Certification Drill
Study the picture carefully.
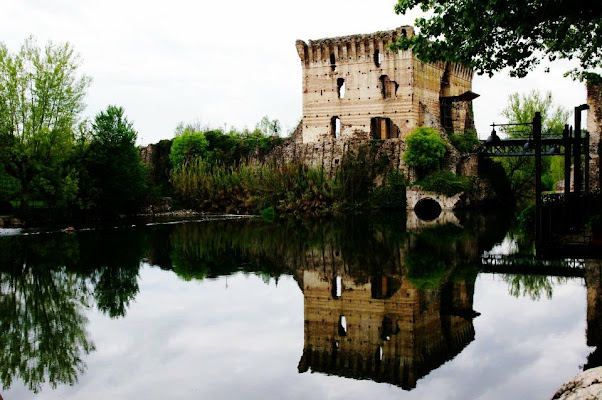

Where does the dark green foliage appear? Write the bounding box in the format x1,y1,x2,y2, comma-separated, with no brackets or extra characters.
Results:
541,174,555,192
449,130,480,154
587,214,602,232
518,205,536,235
403,127,446,174
416,171,471,197
0,167,19,203
368,171,407,209
146,139,174,197
81,106,148,215
405,250,447,289
335,147,374,205
392,0,602,78
261,206,275,222
477,158,514,206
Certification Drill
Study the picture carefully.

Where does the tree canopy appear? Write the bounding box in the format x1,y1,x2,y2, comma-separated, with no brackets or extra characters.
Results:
392,0,602,77
498,90,569,203
403,126,447,173
82,105,147,214
0,37,91,211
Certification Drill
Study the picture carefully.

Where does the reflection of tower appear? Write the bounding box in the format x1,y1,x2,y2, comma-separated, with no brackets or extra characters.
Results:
297,269,478,389
585,259,602,369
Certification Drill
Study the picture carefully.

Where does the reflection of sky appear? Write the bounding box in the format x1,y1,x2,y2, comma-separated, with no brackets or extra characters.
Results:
5,267,590,400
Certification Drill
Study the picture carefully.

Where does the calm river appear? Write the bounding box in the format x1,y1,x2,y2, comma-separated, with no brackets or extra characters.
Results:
0,212,598,399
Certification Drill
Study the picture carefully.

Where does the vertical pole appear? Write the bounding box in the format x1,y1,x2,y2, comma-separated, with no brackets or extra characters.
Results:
575,107,583,195
534,112,542,252
564,124,571,197
585,131,590,193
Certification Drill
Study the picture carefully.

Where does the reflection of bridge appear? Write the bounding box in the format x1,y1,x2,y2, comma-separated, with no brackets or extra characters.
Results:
480,254,585,278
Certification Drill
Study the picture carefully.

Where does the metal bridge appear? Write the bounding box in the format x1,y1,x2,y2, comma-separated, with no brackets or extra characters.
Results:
478,125,587,158
480,254,585,278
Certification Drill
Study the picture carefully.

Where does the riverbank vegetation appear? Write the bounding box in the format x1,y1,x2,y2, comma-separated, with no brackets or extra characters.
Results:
170,144,407,215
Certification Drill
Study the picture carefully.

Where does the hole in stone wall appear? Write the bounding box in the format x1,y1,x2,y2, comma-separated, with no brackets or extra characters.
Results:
330,53,337,72
332,276,342,298
331,116,341,139
374,49,382,67
337,78,346,99
370,117,395,139
414,198,442,221
338,315,347,336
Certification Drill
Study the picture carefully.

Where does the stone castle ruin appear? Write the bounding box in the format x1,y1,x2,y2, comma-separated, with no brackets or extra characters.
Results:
295,26,478,143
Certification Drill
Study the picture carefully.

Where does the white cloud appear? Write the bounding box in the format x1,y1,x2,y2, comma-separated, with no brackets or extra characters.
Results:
1,0,594,145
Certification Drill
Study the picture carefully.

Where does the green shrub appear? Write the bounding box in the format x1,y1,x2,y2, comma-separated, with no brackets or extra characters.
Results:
261,206,275,222
417,170,470,196
403,127,446,173
369,171,407,209
450,130,480,154
518,205,536,234
170,130,209,168
541,174,555,192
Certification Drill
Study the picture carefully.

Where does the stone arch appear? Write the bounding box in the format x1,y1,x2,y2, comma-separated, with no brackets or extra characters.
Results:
414,198,442,221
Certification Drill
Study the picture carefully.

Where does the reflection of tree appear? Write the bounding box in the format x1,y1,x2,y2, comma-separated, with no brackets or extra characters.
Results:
0,229,146,393
0,267,94,393
502,274,570,301
405,223,476,290
91,265,139,318
76,229,144,318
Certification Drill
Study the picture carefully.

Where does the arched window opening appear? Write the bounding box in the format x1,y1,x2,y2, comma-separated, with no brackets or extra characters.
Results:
331,116,341,139
374,50,382,67
338,315,347,336
337,78,346,99
371,117,397,139
331,276,342,298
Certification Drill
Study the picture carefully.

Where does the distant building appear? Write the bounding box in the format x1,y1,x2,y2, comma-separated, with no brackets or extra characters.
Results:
295,26,478,143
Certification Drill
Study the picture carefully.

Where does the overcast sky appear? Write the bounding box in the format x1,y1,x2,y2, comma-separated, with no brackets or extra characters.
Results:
1,0,592,145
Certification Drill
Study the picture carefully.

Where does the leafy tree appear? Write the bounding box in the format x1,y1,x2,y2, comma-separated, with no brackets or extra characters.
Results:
82,105,147,214
255,115,281,137
392,0,602,77
403,126,447,174
497,90,569,204
169,129,209,168
502,90,570,136
0,37,91,212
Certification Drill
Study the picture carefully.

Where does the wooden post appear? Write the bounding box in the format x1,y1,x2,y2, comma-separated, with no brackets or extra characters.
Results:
585,131,590,193
575,106,583,195
564,124,571,197
534,112,542,251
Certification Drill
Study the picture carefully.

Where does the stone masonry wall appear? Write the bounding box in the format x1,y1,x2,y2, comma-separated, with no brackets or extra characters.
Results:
296,26,475,144
587,81,602,189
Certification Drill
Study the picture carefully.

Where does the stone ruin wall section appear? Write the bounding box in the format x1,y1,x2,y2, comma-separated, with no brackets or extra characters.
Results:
296,26,475,144
587,81,602,189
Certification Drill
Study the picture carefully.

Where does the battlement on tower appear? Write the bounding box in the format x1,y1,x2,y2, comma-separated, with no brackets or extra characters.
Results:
295,26,477,144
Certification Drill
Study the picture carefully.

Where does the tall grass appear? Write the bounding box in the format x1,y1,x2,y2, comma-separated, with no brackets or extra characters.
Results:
171,146,407,215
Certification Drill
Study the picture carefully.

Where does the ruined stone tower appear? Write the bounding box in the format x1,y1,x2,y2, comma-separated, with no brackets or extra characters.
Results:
295,26,478,144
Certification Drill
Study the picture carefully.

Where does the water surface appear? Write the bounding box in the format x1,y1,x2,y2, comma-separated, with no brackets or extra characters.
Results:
0,214,596,399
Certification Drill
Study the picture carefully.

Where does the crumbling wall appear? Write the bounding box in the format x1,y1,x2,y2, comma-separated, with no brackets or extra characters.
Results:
296,26,475,144
264,136,409,178
587,81,602,189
